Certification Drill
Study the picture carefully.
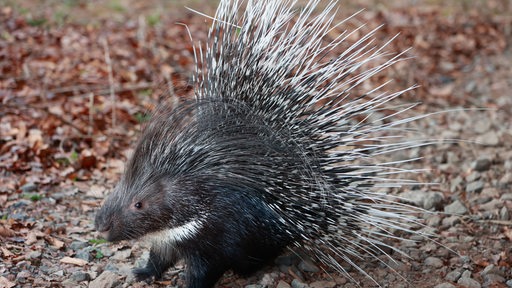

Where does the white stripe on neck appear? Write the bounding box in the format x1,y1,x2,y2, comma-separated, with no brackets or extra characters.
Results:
148,219,202,245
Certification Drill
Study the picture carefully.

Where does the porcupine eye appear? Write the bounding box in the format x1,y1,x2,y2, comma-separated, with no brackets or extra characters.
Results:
134,202,142,209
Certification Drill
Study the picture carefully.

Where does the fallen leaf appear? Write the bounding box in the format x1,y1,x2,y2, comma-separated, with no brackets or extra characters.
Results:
60,256,88,266
0,276,16,288
1,247,14,258
0,225,15,238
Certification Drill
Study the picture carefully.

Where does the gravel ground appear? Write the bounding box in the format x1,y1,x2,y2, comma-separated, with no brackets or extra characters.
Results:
1,1,511,288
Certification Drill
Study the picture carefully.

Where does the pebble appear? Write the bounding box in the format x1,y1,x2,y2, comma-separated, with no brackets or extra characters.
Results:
309,280,336,288
425,257,444,268
20,182,38,193
399,190,426,207
298,260,319,273
482,273,505,284
500,207,510,220
260,272,280,287
473,119,492,134
475,131,499,146
75,248,92,262
442,216,461,227
444,200,468,215
88,271,120,288
70,271,91,282
291,279,309,288
457,270,481,288
433,283,456,288
276,281,291,288
479,199,504,211
423,192,444,210
111,249,131,261
445,269,462,282
466,181,485,193
69,241,89,251
27,251,42,259
499,173,512,185
466,171,481,182
481,264,506,277
450,176,464,193
471,158,492,172
426,215,442,227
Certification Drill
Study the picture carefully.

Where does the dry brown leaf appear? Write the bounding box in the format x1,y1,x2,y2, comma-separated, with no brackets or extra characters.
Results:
0,276,16,288
0,225,15,238
47,237,65,249
60,256,88,266
1,247,14,258
25,231,38,245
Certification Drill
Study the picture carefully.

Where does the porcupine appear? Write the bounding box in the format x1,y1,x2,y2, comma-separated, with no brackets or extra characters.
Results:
95,0,431,287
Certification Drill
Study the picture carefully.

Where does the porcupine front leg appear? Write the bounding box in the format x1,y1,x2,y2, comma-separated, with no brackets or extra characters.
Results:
185,255,228,288
133,243,178,282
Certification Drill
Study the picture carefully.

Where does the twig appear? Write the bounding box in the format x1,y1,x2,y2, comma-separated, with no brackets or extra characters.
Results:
88,92,94,136
101,37,116,128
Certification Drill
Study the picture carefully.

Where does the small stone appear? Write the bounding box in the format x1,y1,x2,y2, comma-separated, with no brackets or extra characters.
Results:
500,207,510,220
500,173,512,185
480,264,505,277
310,280,336,288
478,199,503,212
444,200,468,215
298,260,319,273
472,158,492,172
445,269,462,282
424,192,444,210
20,183,37,193
260,272,280,287
75,248,92,262
399,190,427,207
276,280,292,288
442,216,461,227
475,131,499,146
27,251,42,259
425,257,444,268
290,279,309,288
111,249,131,261
70,271,91,282
433,283,456,288
482,273,505,284
473,119,492,134
88,271,120,288
426,215,442,227
466,172,481,182
501,193,512,201
69,241,89,251
450,176,464,193
466,181,485,193
457,270,481,288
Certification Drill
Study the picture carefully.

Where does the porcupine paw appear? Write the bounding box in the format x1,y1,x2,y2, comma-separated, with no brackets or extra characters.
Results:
132,267,160,282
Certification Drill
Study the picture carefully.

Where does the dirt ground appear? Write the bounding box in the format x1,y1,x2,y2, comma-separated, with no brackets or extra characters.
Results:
1,0,511,287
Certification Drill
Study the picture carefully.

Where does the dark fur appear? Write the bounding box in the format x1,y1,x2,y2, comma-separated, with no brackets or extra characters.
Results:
95,101,302,287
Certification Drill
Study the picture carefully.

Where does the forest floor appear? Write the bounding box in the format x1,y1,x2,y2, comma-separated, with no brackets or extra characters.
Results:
1,0,512,287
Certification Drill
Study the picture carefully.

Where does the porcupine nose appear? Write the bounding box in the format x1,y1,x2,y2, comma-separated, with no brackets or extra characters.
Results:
94,211,111,234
